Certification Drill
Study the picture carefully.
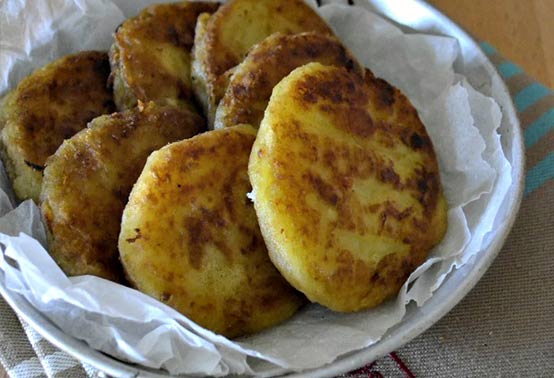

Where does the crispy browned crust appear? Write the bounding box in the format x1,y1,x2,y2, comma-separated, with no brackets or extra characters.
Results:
0,51,115,202
41,102,204,282
192,0,334,128
119,125,305,337
215,32,364,129
110,1,219,111
249,64,448,312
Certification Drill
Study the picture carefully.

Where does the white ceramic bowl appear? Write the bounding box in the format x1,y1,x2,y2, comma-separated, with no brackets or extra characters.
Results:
0,0,524,377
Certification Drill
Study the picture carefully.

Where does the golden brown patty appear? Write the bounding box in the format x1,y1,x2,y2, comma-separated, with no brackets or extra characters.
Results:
110,1,219,111
0,51,115,203
41,102,203,282
119,125,304,338
249,63,448,312
214,32,364,129
191,0,333,128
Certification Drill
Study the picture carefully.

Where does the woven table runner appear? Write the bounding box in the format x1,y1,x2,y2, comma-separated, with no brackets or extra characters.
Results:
0,43,552,378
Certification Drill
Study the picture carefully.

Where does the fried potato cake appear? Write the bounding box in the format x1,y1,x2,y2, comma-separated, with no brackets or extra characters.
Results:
110,1,219,111
192,0,334,128
249,63,448,312
0,51,115,203
214,32,364,129
119,125,304,338
41,102,203,282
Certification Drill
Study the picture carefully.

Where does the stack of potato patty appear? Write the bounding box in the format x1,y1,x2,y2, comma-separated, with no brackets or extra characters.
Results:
0,0,447,338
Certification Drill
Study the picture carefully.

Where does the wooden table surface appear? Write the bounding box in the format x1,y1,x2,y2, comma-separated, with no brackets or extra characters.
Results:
429,0,554,88
0,2,552,378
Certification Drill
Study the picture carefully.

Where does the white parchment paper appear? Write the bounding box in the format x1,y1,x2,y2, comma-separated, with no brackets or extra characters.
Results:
0,0,512,376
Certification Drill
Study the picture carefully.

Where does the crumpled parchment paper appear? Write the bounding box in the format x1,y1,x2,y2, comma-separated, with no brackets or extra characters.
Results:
0,0,512,376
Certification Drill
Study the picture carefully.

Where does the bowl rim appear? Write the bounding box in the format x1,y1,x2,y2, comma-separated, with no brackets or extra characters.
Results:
0,0,525,377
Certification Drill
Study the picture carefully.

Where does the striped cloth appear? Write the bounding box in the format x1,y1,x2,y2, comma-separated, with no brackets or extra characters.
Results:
0,44,552,378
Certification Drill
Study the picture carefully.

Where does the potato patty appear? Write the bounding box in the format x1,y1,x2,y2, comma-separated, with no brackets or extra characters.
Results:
41,102,203,282
249,63,448,312
110,1,219,111
0,51,115,203
119,125,304,338
214,32,364,129
192,0,333,128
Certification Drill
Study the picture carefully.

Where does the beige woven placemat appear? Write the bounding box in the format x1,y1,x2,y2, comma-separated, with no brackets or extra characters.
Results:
0,43,552,378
